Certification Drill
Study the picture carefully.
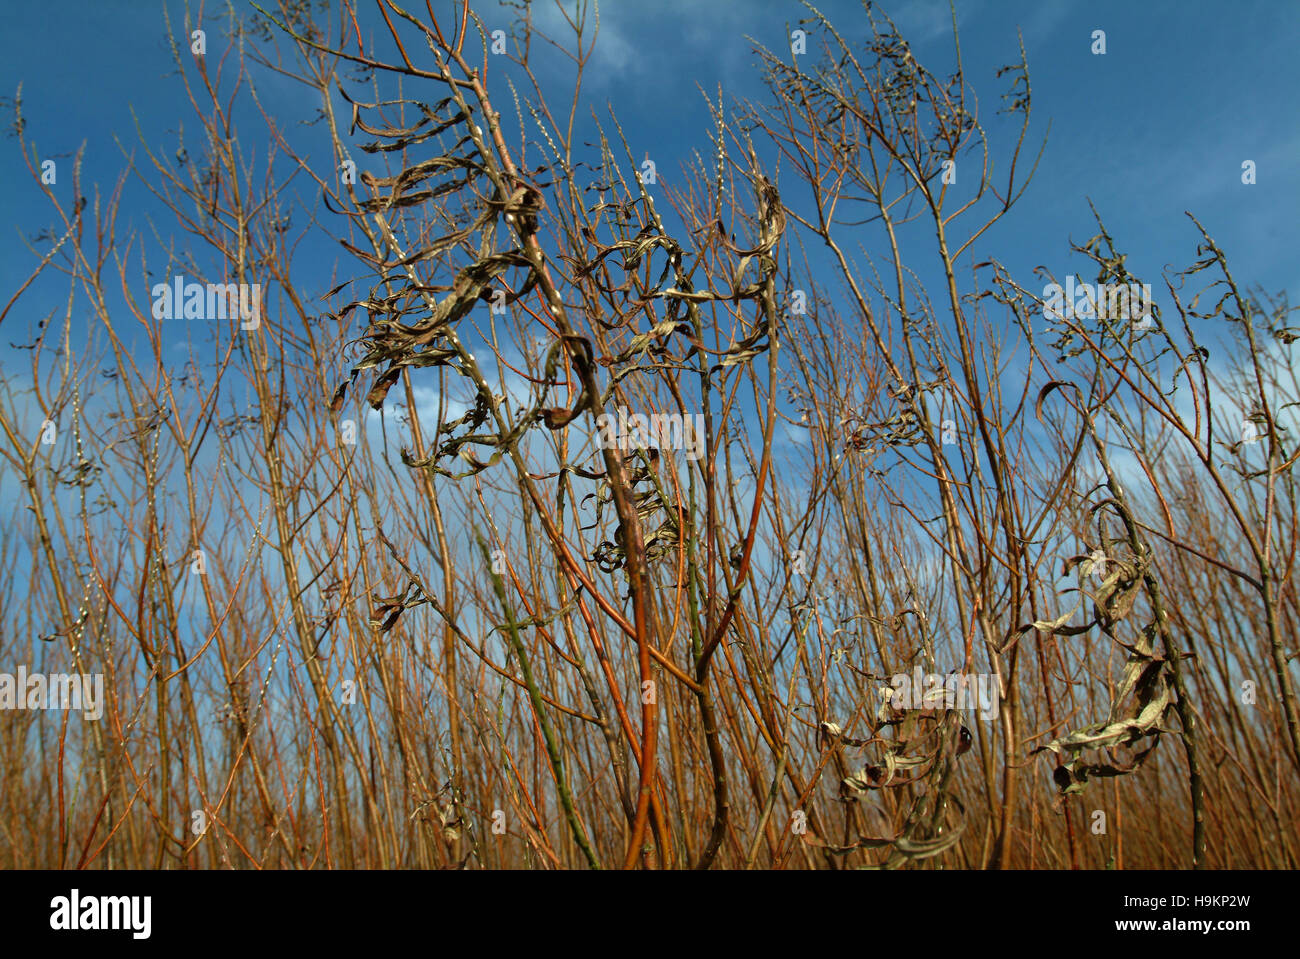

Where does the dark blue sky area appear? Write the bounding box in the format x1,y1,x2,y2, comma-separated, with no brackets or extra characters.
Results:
1,0,1296,369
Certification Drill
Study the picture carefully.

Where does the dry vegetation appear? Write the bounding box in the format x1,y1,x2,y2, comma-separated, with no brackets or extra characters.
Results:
1,0,1297,869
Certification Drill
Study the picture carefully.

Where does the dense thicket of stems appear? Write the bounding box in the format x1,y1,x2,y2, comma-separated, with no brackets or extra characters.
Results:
1,0,1295,869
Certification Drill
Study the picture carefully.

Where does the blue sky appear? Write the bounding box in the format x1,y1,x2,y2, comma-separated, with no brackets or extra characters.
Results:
0,0,1293,794
2,0,1297,326
1,0,1296,614
0,0,1293,509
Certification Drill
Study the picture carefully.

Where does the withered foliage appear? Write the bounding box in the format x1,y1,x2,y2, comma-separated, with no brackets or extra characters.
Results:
1,0,1295,871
